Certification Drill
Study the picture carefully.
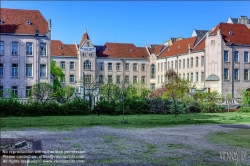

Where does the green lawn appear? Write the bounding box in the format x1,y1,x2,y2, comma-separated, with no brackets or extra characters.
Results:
0,112,249,130
207,129,250,149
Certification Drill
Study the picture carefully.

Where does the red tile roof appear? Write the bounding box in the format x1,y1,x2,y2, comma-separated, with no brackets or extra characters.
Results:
211,23,250,45
79,32,90,47
97,42,148,59
153,45,164,55
192,37,205,52
158,37,197,58
137,47,150,57
0,8,48,35
51,40,78,56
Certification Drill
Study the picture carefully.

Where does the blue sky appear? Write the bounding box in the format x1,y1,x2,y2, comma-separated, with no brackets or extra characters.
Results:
2,1,250,47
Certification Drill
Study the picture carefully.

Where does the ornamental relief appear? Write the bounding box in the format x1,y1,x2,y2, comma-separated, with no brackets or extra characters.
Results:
245,64,249,68
26,57,33,63
234,64,239,68
11,57,18,62
0,56,4,62
40,58,47,63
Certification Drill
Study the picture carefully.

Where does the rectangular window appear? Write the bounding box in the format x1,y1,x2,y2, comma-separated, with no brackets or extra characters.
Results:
187,73,189,80
175,60,177,69
26,42,33,55
201,56,204,66
60,76,65,83
158,63,160,71
40,43,46,56
0,86,3,97
244,69,249,80
224,51,229,62
125,63,129,71
191,72,193,82
26,64,32,77
99,62,104,70
183,59,185,68
234,51,239,62
201,72,205,81
108,63,112,71
108,75,112,83
26,86,32,98
125,76,129,83
116,75,120,84
224,69,229,80
60,61,65,69
161,63,163,71
70,75,75,83
40,64,46,77
196,72,198,82
133,76,137,84
150,83,155,91
179,60,181,69
0,41,4,55
141,64,146,71
116,63,121,71
12,42,18,55
0,63,3,77
141,76,146,84
187,59,189,68
133,63,138,71
244,52,249,63
171,61,173,69
158,76,160,84
196,57,198,67
11,86,18,98
85,75,91,83
70,62,75,70
12,64,18,77
164,62,166,71
168,61,170,69
99,75,103,84
191,58,193,67
234,69,239,80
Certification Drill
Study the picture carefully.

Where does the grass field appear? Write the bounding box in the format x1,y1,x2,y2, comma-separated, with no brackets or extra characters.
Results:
1,112,249,130
207,129,250,149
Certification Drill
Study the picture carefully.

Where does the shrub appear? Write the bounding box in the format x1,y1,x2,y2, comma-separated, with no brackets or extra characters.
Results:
237,107,250,113
145,98,171,114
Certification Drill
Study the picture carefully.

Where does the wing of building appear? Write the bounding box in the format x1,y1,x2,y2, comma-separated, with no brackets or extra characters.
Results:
0,8,52,98
1,7,250,101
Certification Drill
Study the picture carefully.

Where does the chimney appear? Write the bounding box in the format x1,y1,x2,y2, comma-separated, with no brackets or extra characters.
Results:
48,19,52,31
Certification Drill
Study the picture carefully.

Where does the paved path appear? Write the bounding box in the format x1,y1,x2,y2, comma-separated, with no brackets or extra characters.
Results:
1,124,250,166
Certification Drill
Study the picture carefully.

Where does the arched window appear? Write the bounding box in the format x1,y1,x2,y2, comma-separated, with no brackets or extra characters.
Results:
150,64,155,79
84,60,91,70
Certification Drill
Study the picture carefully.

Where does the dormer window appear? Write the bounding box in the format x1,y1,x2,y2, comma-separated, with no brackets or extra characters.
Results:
105,48,109,51
26,20,31,25
229,31,233,35
58,46,62,49
130,49,133,52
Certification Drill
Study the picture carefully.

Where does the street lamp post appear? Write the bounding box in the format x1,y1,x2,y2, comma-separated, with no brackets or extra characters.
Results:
121,58,125,123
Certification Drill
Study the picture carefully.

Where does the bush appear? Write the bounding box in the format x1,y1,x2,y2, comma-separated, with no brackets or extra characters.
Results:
0,98,89,117
145,98,172,114
237,107,250,113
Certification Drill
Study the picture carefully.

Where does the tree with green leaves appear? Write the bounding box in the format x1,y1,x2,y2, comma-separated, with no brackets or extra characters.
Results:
100,83,120,102
63,85,76,102
242,90,250,107
32,82,53,103
225,94,233,113
163,70,190,118
125,82,150,99
50,61,65,100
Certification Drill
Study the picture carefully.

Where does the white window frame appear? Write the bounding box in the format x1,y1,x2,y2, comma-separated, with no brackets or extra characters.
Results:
84,60,92,70
70,62,75,70
244,52,249,63
133,63,138,71
224,51,229,62
234,51,239,62
11,64,18,77
0,41,4,55
12,42,18,56
99,62,104,70
224,68,229,80
26,42,33,56
244,69,249,80
40,64,46,77
108,63,112,71
40,43,47,56
60,61,65,70
116,63,121,71
234,69,239,80
26,64,32,77
0,63,3,77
